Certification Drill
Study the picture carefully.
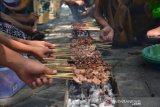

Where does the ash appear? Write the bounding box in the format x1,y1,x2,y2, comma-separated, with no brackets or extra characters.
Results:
67,81,115,107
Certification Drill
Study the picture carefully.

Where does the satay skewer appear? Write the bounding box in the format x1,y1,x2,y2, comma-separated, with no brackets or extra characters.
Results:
52,43,70,47
43,58,73,63
44,73,73,80
44,64,75,71
44,62,69,66
53,53,75,57
44,59,68,64
44,58,68,62
52,42,112,48
76,27,100,31
53,48,70,53
45,73,73,78
96,44,112,48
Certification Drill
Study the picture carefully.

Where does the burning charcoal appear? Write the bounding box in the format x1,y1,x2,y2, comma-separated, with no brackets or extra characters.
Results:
99,102,114,107
90,89,103,104
67,82,115,107
103,96,116,106
90,104,98,107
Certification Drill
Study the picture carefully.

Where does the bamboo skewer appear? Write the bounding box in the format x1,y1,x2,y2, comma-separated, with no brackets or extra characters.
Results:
45,64,75,71
53,42,112,47
44,58,68,62
53,45,104,53
43,58,72,63
96,44,112,48
44,62,69,66
53,43,70,47
44,73,73,80
44,59,68,64
72,27,100,31
54,53,74,57
79,27,100,31
53,48,70,53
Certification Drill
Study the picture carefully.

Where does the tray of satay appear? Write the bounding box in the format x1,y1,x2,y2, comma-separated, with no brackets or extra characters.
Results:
43,38,116,107
44,38,112,83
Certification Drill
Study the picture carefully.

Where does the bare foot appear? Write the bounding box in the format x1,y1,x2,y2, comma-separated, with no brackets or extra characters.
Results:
147,26,160,38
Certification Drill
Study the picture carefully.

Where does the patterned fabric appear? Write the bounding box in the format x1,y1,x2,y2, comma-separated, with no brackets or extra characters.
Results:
0,22,30,39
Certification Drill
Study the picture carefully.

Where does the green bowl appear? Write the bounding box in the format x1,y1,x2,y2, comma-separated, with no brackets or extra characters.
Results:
142,44,160,64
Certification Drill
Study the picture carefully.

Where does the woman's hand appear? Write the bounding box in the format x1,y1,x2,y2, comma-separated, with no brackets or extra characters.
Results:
100,25,114,42
30,46,54,62
27,12,39,23
28,41,54,49
15,58,57,88
0,44,57,89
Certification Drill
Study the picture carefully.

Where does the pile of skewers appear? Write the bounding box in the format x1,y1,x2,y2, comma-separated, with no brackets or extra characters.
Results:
71,19,100,39
71,20,100,31
44,38,112,85
69,38,111,85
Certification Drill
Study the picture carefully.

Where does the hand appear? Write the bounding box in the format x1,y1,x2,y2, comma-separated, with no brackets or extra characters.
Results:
28,41,54,49
100,25,114,42
81,4,95,16
0,44,57,89
31,46,54,62
75,0,85,6
81,7,92,16
16,58,57,88
27,12,39,23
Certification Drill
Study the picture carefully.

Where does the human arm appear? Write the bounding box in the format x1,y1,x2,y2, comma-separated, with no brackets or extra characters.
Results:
94,0,109,27
94,0,114,42
81,3,95,16
0,43,56,88
8,12,39,24
12,37,54,49
0,12,36,34
0,32,54,61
